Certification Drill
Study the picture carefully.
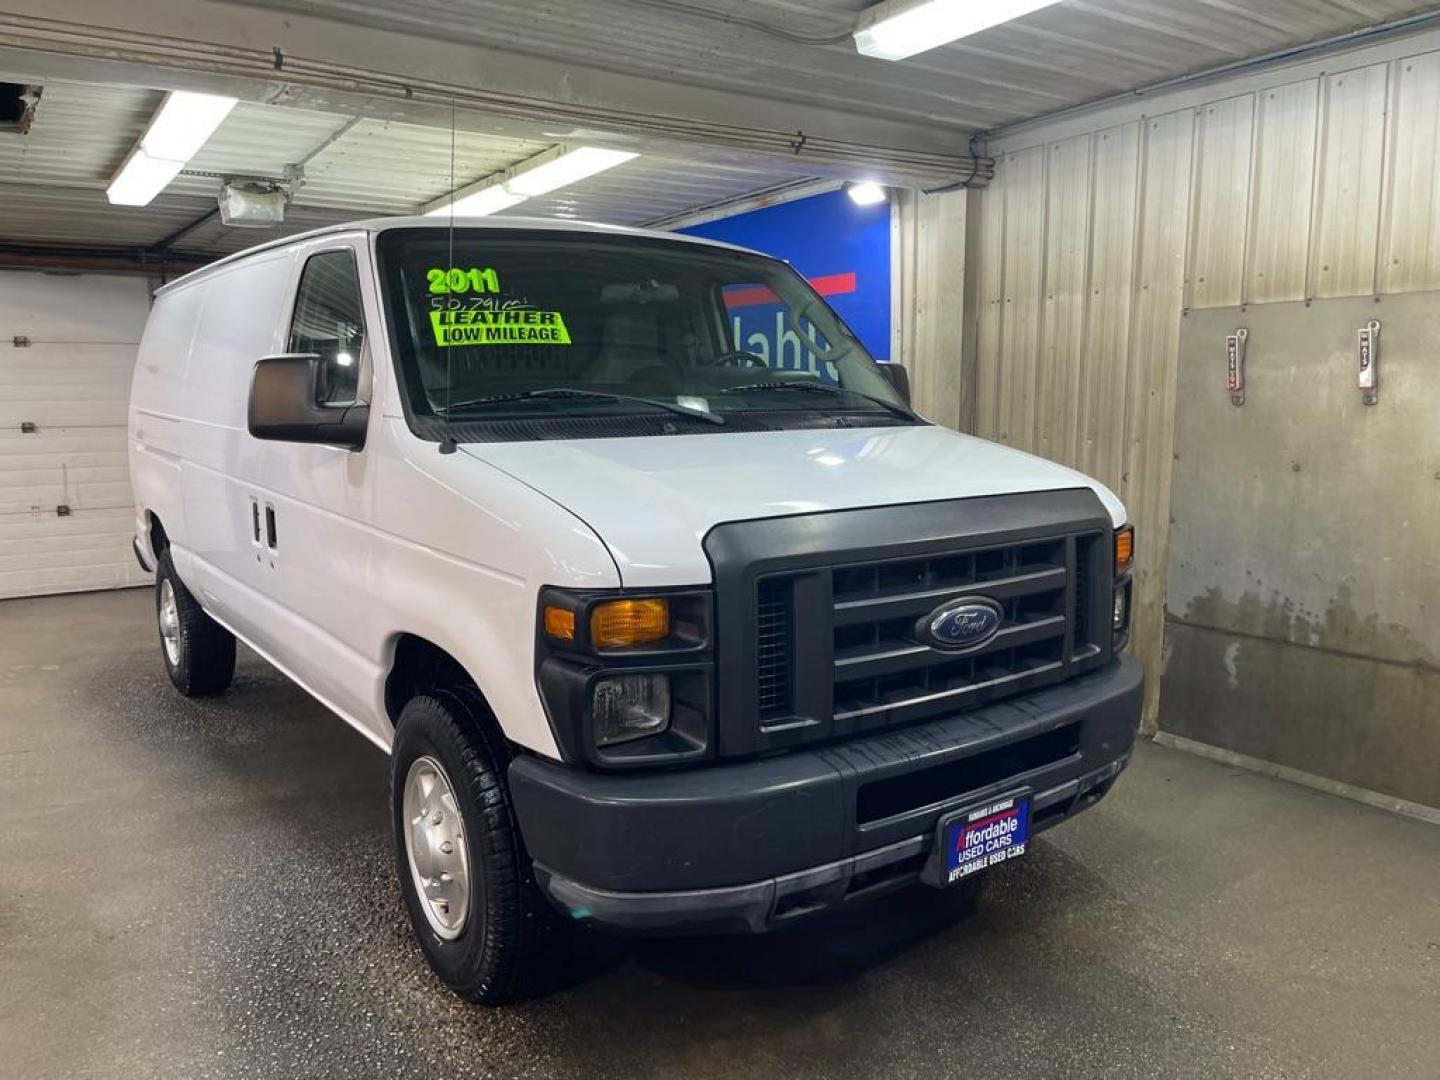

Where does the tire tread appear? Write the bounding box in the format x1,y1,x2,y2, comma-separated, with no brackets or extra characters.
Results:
392,689,570,1004
156,550,236,696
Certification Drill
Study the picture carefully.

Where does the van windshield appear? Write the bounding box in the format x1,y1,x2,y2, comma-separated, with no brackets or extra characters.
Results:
375,228,916,438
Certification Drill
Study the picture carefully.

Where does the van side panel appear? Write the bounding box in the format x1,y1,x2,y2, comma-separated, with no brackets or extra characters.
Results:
131,231,621,758
179,252,294,642
130,281,204,565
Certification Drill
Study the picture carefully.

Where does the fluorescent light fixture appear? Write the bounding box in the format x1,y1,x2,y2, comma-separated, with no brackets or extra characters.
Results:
425,185,529,218
107,89,237,207
423,144,638,217
854,0,1062,61
142,91,238,161
507,147,638,197
105,147,186,207
846,181,888,206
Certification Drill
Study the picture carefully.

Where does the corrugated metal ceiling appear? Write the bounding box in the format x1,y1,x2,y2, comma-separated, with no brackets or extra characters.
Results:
0,79,151,189
0,78,811,256
239,0,1440,133
4,2,1438,257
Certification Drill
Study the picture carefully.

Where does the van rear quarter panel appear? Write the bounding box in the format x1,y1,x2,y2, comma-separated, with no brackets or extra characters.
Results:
130,281,204,558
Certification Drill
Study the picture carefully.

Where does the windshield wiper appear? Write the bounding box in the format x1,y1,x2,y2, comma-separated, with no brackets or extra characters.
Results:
440,387,724,426
719,380,920,423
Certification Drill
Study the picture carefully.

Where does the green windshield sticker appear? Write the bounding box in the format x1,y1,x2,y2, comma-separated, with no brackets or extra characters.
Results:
427,267,501,294
430,308,572,347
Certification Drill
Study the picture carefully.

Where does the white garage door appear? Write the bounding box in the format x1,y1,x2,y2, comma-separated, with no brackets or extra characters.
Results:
0,271,154,599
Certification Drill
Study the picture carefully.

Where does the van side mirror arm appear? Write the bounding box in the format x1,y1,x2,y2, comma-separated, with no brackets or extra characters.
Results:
248,353,369,449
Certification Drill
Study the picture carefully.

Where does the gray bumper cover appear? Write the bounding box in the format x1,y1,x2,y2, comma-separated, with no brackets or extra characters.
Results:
511,655,1143,933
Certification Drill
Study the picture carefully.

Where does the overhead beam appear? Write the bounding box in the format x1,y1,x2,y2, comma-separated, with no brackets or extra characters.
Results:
0,0,984,187
643,178,842,231
0,241,209,276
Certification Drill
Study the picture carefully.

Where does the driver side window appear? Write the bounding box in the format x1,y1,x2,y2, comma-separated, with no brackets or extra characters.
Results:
289,250,367,407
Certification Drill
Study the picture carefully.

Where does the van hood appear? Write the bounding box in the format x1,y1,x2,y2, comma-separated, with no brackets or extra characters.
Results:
461,424,1126,587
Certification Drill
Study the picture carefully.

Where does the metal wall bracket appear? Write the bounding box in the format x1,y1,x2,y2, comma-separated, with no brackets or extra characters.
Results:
1357,320,1380,406
1226,328,1248,406
20,421,37,434
12,335,31,348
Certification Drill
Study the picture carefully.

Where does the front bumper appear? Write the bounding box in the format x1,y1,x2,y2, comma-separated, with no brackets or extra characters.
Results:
510,654,1143,934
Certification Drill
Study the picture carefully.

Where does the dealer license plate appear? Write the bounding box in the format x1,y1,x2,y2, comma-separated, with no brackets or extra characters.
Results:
940,793,1031,884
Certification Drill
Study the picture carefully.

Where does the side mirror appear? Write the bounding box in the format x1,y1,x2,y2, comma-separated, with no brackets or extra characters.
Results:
248,353,369,449
877,362,912,408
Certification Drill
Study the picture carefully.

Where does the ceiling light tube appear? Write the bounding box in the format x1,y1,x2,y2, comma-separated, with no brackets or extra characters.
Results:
506,147,639,197
425,184,529,218
106,147,187,207
142,91,239,161
854,0,1063,61
106,89,237,207
422,144,639,217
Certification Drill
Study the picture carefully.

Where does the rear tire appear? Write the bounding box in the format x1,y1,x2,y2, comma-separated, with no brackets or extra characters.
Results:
390,689,571,1004
155,550,235,696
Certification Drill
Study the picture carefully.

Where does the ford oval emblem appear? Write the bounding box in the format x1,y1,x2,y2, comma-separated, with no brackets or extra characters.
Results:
921,597,1003,651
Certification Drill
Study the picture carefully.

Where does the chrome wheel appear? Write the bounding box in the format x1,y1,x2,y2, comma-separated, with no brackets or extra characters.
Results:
402,755,471,940
158,579,181,667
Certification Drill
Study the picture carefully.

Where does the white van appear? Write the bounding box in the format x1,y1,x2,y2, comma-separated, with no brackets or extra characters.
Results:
130,217,1142,1002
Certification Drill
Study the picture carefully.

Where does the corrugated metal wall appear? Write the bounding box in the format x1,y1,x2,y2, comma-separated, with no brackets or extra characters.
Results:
968,38,1440,728
895,188,969,429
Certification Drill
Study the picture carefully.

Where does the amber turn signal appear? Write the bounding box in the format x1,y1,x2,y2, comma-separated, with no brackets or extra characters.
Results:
590,598,670,649
543,605,576,641
1115,525,1134,573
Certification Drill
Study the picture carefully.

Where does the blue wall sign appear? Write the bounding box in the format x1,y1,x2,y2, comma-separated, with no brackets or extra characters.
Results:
679,188,892,364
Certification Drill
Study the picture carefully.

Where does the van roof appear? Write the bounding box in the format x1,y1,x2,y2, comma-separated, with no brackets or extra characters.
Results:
155,215,764,296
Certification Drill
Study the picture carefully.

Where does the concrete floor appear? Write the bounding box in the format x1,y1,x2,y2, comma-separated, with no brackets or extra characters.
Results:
1,589,1437,1080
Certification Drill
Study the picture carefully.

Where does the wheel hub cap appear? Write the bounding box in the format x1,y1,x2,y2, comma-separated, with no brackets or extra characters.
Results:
158,580,180,666
402,756,471,939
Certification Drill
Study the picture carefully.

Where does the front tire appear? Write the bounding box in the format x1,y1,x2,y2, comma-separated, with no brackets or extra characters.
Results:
390,690,570,1004
155,550,235,696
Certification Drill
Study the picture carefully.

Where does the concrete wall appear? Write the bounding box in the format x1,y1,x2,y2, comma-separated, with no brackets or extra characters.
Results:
971,27,1440,772
1164,295,1440,809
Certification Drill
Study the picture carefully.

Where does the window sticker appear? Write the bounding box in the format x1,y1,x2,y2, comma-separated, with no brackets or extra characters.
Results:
423,266,573,347
427,266,501,294
429,308,571,347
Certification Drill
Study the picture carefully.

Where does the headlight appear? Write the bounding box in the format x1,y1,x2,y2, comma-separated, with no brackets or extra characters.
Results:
593,673,672,746
1112,575,1133,651
535,587,713,768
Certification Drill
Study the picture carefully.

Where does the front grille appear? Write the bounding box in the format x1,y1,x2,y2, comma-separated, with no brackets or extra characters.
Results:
1074,533,1097,649
755,577,794,718
706,490,1115,757
749,526,1110,742
831,537,1077,734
